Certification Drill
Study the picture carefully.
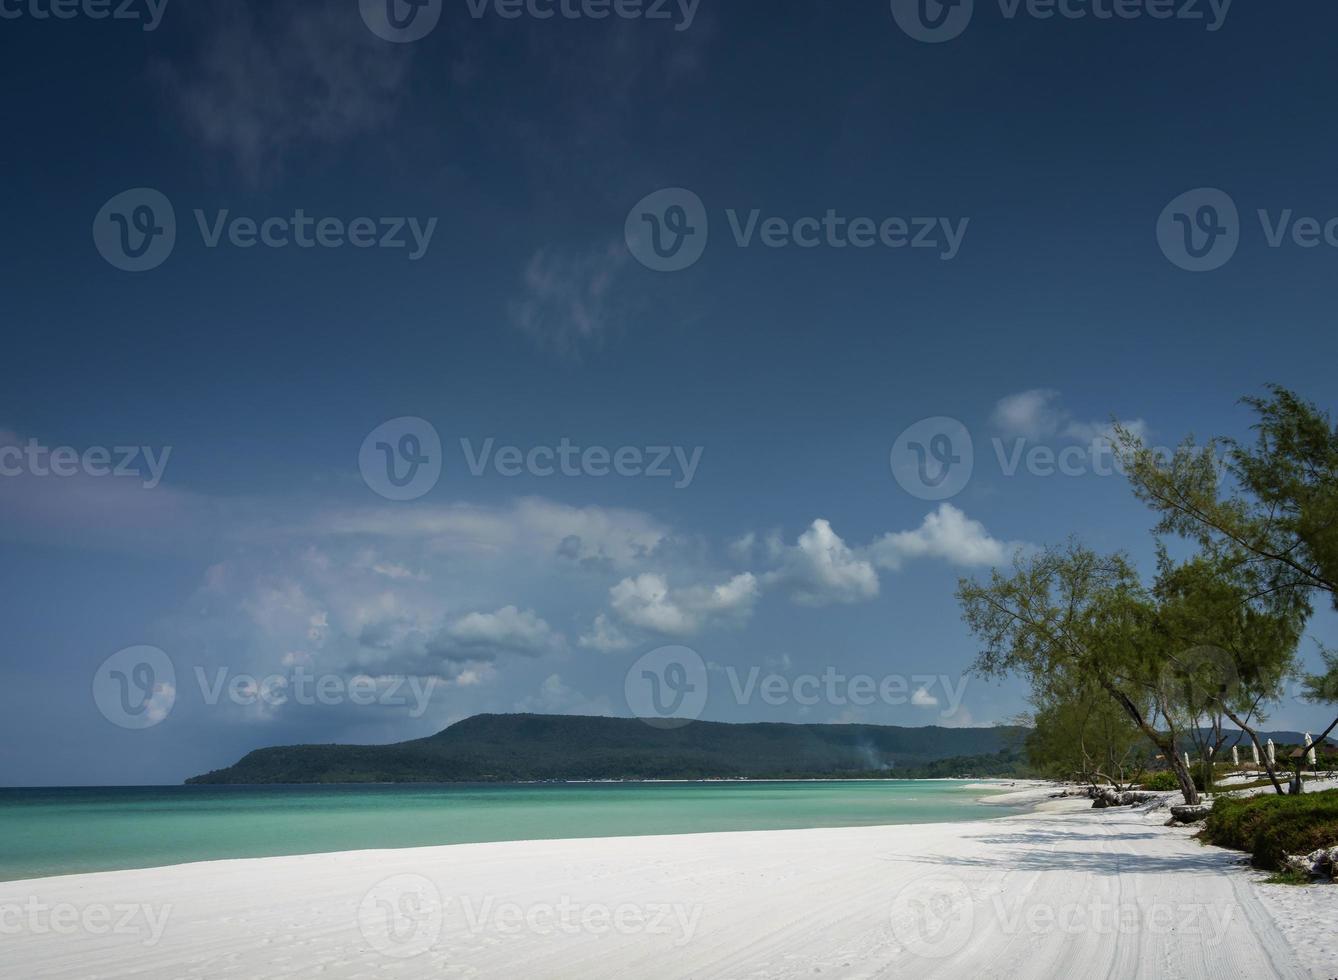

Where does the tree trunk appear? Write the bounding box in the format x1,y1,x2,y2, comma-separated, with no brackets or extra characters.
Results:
1220,707,1286,795
1168,749,1199,805
1097,677,1199,804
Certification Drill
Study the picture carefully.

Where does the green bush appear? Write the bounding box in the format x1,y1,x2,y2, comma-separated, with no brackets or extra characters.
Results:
1200,789,1338,870
1140,769,1207,792
1142,771,1181,791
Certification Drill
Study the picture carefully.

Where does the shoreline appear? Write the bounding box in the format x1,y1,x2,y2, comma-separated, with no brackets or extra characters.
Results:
3,782,1333,978
0,779,1039,885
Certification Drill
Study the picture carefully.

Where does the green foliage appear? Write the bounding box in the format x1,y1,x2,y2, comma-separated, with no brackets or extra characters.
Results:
1262,868,1314,886
1200,790,1338,870
1027,679,1147,784
186,714,1032,784
1120,386,1338,609
957,542,1207,802
1303,647,1338,706
1141,771,1181,791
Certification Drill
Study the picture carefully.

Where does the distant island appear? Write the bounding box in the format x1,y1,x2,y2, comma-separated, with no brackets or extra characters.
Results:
185,713,1030,784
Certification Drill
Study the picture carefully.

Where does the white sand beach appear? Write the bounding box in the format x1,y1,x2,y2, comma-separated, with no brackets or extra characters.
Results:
3,789,1334,979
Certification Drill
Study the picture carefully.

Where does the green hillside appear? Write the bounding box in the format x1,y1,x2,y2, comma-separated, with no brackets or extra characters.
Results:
186,713,1029,784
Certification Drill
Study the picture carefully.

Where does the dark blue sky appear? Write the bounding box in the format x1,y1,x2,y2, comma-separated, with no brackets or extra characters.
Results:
2,0,1336,784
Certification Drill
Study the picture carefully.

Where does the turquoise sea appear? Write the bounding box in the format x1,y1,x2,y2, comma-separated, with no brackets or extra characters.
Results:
0,780,1023,882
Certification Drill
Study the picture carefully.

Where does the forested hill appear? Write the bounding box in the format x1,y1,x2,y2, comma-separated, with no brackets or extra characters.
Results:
186,713,1028,784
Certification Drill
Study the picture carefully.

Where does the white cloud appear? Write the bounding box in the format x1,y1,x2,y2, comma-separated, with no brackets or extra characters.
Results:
508,244,628,357
763,519,879,607
867,504,1021,571
156,4,411,184
991,389,1147,446
727,532,758,564
911,686,939,708
991,389,1066,440
578,613,635,653
606,571,759,637
439,606,567,658
315,498,665,571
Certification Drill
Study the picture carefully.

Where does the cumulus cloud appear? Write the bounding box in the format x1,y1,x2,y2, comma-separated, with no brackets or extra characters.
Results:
605,571,759,637
578,613,635,653
763,520,879,607
867,504,1023,571
911,686,939,708
758,509,1027,606
991,389,1147,446
436,606,567,659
